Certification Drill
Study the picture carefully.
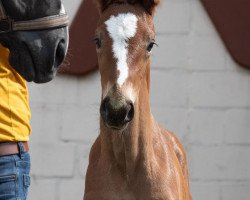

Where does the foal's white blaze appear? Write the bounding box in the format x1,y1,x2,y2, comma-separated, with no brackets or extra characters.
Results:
105,13,138,86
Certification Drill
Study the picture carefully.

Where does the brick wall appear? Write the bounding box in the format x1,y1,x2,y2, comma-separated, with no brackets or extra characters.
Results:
28,0,250,199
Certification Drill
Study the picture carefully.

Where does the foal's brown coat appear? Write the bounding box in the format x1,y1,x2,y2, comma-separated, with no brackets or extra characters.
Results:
84,1,192,199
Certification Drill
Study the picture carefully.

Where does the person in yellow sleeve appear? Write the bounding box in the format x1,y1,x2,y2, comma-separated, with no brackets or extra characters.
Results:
0,45,31,142
0,0,69,199
0,45,31,199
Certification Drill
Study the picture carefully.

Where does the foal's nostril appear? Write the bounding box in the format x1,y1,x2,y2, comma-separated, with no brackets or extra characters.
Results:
55,39,66,67
100,97,134,129
100,97,110,120
125,102,134,123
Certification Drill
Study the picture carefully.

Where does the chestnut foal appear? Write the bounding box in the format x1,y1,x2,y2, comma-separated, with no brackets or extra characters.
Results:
84,0,192,199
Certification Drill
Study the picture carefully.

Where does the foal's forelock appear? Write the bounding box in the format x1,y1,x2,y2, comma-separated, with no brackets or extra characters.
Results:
105,12,138,86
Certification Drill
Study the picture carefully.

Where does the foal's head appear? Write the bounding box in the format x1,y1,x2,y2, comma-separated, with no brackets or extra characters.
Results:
0,0,68,83
95,0,160,130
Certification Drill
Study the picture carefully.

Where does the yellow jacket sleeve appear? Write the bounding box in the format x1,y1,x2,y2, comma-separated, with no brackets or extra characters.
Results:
0,44,31,142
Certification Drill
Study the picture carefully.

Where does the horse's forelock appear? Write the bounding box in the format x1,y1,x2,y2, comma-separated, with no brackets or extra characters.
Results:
96,0,160,15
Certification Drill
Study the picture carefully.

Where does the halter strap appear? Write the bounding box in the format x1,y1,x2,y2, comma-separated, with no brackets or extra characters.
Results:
0,0,69,34
12,14,69,31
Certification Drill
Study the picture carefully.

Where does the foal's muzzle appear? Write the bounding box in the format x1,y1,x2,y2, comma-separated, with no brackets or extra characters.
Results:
100,97,134,130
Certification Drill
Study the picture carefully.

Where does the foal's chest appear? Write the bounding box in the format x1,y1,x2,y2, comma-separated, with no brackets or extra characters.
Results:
85,164,180,200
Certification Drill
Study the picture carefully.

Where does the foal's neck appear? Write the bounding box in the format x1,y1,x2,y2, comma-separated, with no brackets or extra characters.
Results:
101,64,157,179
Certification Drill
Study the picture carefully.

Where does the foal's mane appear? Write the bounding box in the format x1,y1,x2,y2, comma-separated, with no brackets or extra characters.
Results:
96,0,160,15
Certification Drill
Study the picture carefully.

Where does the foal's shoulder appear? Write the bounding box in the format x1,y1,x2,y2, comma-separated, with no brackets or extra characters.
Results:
163,128,186,152
160,127,187,162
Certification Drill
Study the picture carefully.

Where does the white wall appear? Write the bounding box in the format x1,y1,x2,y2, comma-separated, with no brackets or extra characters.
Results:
28,0,250,199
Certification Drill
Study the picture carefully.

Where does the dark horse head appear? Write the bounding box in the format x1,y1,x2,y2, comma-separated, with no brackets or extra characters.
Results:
0,0,69,83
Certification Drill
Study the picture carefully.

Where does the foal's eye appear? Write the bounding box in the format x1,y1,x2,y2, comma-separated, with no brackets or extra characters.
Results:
147,41,157,52
94,38,101,49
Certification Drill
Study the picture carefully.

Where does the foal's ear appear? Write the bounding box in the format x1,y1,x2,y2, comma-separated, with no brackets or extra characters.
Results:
140,0,160,15
95,0,113,13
